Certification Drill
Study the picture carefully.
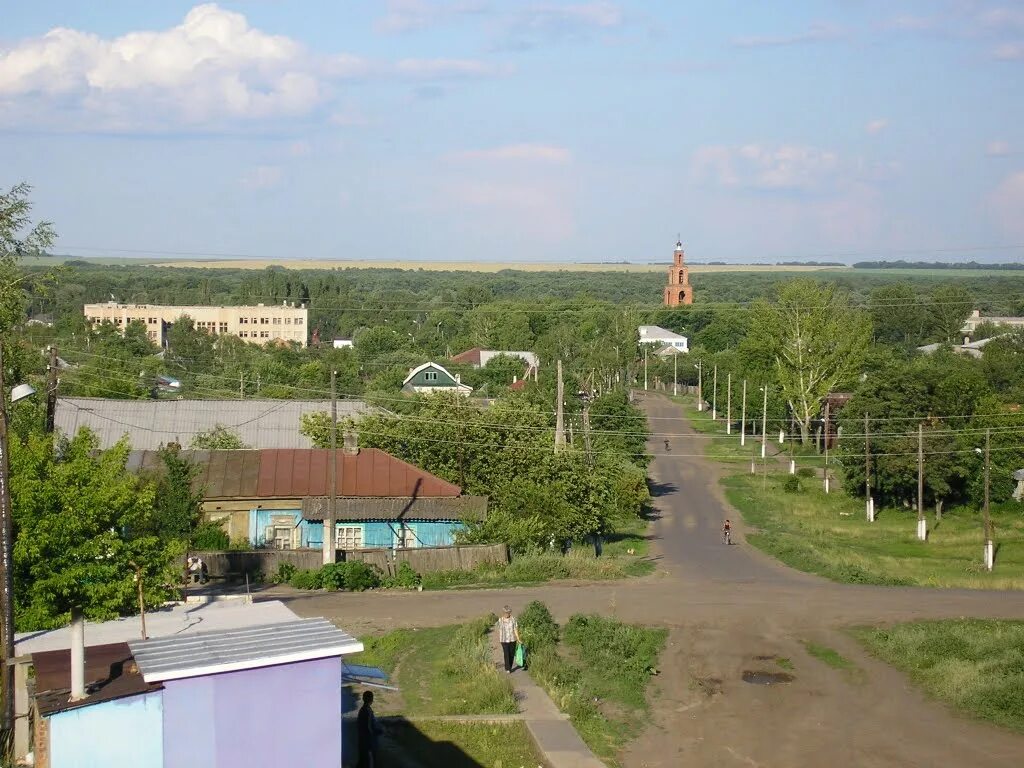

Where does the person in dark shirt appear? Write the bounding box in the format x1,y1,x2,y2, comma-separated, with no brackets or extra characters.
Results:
357,690,383,767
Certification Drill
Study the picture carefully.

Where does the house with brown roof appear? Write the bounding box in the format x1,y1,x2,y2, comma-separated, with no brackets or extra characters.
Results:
128,444,487,551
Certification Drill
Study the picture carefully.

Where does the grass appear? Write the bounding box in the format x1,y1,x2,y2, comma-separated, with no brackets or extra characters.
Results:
776,657,794,671
349,615,517,716
525,609,667,766
803,641,856,671
380,720,546,768
421,518,655,590
725,470,1024,589
853,620,1024,733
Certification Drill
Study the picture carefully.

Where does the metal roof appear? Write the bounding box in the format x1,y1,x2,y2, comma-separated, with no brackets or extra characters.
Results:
129,618,363,683
55,397,377,450
126,448,463,499
16,599,301,655
302,495,488,522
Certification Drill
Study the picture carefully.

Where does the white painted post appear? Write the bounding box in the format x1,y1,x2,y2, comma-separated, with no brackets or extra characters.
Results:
789,460,796,475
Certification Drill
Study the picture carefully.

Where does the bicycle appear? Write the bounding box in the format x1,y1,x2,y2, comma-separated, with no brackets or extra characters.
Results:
664,439,671,452
722,528,732,545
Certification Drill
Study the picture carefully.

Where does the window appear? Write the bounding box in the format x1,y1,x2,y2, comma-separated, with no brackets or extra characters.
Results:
397,526,417,549
272,317,281,325
239,331,248,338
284,317,292,325
295,317,304,325
260,330,269,338
148,317,157,324
272,527,292,549
220,323,228,333
260,317,269,325
336,526,363,550
239,317,248,324
424,371,438,382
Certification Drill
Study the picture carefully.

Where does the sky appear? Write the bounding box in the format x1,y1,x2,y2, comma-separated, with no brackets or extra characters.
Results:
1,1,1023,265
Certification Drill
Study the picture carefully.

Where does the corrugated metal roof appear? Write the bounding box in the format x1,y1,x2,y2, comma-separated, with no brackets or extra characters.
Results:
302,495,488,521
127,448,463,499
55,397,377,450
129,618,363,683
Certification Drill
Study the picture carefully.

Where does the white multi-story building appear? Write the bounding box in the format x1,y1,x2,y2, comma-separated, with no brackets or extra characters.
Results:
83,301,309,347
638,325,689,353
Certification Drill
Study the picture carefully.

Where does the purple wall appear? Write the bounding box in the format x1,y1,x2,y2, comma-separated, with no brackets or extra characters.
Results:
162,656,342,768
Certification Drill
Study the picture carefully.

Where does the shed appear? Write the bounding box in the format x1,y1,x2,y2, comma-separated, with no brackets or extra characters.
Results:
32,618,363,768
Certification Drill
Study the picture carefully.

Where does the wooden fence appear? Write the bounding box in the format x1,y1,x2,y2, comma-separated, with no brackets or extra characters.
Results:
191,543,509,580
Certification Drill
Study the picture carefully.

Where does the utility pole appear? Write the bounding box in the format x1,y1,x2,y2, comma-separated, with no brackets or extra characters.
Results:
760,385,768,460
323,370,337,565
917,423,926,541
823,401,830,494
984,428,993,571
865,412,874,522
740,379,747,447
554,360,566,453
0,342,15,732
712,365,718,420
672,351,678,397
643,348,648,391
582,405,594,467
726,373,732,435
45,346,58,434
239,372,244,399
696,360,703,411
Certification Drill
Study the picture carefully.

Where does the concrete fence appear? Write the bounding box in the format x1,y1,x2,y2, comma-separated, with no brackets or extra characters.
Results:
191,543,509,580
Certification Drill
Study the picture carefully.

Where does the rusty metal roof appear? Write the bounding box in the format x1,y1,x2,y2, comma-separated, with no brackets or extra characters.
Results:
32,642,161,717
127,448,463,500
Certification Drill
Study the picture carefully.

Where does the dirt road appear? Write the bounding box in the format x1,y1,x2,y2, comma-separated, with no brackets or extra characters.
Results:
283,394,1024,767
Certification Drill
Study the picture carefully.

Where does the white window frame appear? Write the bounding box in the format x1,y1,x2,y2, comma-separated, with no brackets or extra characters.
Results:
396,525,417,549
335,525,364,550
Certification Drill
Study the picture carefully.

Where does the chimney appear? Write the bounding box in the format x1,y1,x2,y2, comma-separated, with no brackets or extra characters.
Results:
513,375,518,384
455,374,461,384
343,431,359,456
70,608,86,701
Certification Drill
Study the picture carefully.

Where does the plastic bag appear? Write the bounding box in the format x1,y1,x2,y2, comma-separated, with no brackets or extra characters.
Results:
514,643,526,669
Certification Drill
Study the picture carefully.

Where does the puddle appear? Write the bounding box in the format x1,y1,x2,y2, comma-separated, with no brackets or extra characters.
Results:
742,670,794,685
753,655,776,661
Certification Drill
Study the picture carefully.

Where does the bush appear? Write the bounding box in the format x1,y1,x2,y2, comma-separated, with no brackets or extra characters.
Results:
289,569,322,590
518,601,559,651
342,561,381,591
382,561,421,589
192,521,229,550
272,562,297,584
796,467,816,478
782,476,802,493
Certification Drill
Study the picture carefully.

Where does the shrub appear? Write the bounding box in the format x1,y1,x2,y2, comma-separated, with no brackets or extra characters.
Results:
192,521,230,550
518,601,559,651
342,561,382,591
319,563,347,591
272,562,297,584
382,561,421,589
782,476,802,493
796,467,816,478
289,569,322,590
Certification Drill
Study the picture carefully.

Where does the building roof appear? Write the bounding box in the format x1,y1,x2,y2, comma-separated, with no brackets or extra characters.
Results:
450,347,483,366
129,618,363,683
33,642,161,717
403,361,464,386
126,448,463,499
302,495,488,522
450,349,538,368
55,397,377,451
16,600,301,655
638,325,687,342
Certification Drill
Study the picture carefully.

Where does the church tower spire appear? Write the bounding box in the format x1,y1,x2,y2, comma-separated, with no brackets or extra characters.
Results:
663,239,693,306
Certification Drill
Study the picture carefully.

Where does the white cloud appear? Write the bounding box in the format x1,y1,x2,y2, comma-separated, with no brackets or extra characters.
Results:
498,2,624,49
376,0,488,34
879,15,937,32
441,179,575,240
732,22,844,49
0,4,503,130
979,7,1024,32
865,118,889,136
991,171,1024,237
986,140,1012,157
448,143,571,163
692,143,840,192
287,140,311,157
992,41,1024,60
240,165,283,190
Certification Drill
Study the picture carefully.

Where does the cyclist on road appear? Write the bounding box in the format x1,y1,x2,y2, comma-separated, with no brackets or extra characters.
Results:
722,519,732,545
664,439,671,452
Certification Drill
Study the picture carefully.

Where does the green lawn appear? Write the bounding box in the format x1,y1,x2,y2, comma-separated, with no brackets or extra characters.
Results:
725,470,1024,589
380,720,546,768
349,615,517,716
524,609,667,767
854,620,1024,733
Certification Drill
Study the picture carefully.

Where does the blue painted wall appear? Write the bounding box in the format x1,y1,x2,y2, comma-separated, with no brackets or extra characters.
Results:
246,509,463,548
50,692,163,768
162,657,342,768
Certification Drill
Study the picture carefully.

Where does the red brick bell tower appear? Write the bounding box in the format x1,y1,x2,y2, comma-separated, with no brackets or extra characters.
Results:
663,239,693,307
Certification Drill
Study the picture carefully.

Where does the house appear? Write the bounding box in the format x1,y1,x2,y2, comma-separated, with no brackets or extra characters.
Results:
961,309,1024,338
30,617,363,768
638,325,689,353
126,446,488,550
333,339,354,349
55,397,378,450
916,335,1003,360
402,362,473,396
450,348,539,369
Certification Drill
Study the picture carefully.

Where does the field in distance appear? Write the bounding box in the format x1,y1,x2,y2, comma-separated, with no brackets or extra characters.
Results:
148,258,850,273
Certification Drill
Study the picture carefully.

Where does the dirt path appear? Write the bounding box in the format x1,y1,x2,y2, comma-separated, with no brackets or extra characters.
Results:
280,393,1024,767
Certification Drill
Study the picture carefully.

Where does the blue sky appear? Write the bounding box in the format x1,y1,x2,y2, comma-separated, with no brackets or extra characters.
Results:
1,1,1023,264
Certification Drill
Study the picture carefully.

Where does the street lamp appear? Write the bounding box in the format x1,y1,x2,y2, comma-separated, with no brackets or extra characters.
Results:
759,385,768,459
975,429,994,571
0,343,37,733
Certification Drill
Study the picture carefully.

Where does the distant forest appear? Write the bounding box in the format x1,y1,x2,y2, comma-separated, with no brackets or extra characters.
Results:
853,260,1024,270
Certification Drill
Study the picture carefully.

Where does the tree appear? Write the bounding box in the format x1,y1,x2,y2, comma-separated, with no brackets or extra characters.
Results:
1,182,55,335
927,285,973,342
146,447,205,543
745,280,871,444
10,431,178,630
190,425,247,449
868,282,927,345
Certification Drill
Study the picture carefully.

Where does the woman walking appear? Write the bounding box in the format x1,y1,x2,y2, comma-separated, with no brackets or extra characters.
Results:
497,605,521,673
